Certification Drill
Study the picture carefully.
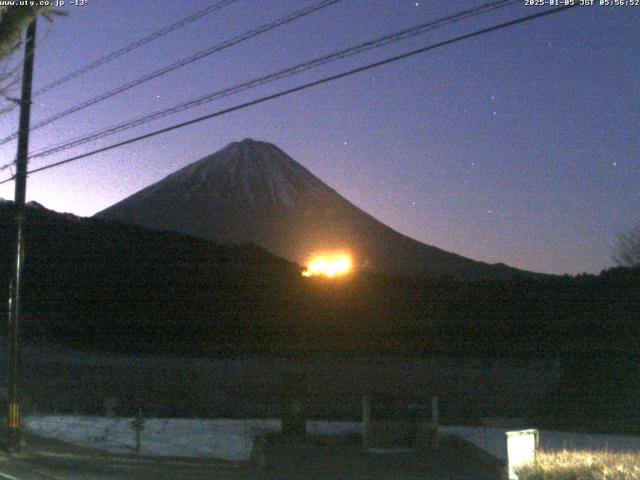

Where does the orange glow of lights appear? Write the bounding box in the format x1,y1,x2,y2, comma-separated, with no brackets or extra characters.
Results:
302,254,353,278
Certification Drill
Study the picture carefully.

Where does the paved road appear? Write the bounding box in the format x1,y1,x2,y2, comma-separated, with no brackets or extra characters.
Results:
0,437,503,480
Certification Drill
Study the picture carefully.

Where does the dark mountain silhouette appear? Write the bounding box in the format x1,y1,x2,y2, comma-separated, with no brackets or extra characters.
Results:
96,138,536,280
0,200,638,359
2,202,638,435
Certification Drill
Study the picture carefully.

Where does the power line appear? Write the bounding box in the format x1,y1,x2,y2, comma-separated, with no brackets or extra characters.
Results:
0,24,53,103
0,0,240,117
0,5,576,187
0,20,54,105
27,0,518,161
0,0,343,146
0,0,540,172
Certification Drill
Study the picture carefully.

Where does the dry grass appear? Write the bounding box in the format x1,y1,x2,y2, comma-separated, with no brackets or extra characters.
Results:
516,450,640,480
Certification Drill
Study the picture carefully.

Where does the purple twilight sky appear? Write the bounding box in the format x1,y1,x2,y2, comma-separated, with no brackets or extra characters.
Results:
0,0,638,275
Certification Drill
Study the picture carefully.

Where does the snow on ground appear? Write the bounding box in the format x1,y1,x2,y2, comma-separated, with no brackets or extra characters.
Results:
24,416,361,461
25,416,640,463
441,426,640,463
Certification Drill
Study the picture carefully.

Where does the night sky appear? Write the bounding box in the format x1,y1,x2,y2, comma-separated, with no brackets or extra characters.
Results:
0,0,638,275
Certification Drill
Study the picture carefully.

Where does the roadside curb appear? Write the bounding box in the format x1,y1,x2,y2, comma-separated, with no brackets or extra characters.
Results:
25,448,246,468
19,432,248,469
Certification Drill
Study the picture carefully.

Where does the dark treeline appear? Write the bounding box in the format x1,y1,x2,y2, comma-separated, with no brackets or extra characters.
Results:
1,201,639,359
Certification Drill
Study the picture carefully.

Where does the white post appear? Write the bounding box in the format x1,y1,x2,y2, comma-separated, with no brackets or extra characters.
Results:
506,429,538,480
362,395,371,448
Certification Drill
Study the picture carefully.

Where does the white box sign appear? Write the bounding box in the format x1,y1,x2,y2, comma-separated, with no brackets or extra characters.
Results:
506,429,538,480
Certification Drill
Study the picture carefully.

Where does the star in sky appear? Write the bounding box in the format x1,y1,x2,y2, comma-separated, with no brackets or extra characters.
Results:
1,0,635,276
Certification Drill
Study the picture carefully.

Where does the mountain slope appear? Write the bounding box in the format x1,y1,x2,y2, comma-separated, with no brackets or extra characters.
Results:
96,138,532,279
1,200,637,357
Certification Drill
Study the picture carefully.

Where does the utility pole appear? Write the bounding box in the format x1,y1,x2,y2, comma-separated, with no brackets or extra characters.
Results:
7,17,37,452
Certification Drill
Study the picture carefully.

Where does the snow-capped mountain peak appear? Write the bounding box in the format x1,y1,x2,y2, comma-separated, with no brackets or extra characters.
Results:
96,139,530,279
153,138,331,210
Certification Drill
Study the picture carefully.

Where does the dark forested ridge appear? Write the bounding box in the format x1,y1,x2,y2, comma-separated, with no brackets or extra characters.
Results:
1,201,639,358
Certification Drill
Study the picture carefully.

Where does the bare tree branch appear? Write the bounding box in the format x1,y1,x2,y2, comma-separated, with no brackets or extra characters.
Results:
0,6,63,99
613,223,640,268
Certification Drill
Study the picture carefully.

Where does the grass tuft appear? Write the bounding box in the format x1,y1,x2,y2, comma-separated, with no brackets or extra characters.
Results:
516,450,640,480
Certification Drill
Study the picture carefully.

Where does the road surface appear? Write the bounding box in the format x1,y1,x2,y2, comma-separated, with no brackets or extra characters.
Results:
0,435,503,479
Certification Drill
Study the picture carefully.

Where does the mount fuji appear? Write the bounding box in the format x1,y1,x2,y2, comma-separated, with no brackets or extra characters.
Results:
96,138,531,279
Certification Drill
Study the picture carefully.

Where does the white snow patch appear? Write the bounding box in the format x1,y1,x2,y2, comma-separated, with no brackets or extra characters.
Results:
25,416,361,462
307,421,361,436
441,426,640,463
26,416,639,464
25,416,270,461
268,169,295,209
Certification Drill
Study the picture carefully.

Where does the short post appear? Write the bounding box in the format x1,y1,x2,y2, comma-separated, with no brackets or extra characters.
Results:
131,408,145,455
362,394,371,448
431,396,439,447
506,429,538,480
136,426,142,455
281,373,307,440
